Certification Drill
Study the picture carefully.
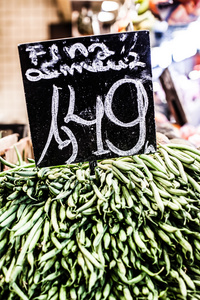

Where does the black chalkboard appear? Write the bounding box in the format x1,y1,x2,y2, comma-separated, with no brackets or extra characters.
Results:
18,31,156,167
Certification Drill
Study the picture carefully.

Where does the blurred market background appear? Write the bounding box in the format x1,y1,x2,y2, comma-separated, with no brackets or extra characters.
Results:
1,0,200,163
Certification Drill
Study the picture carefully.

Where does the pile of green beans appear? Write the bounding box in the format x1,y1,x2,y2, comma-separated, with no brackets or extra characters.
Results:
0,143,200,299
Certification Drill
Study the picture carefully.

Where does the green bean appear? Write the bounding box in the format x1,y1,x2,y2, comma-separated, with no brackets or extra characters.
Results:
4,181,15,190
67,194,76,208
76,194,97,213
108,294,116,300
170,156,188,183
173,196,189,207
133,155,153,181
48,184,61,196
50,181,63,191
50,201,59,233
0,161,35,176
0,204,18,224
159,144,195,164
11,216,45,283
81,207,97,216
103,232,111,250
59,284,67,300
27,178,36,187
114,160,145,180
41,257,57,276
0,156,17,169
136,259,164,277
117,270,146,285
77,241,104,270
28,226,43,253
132,285,140,296
10,282,29,300
133,229,149,254
16,170,37,177
111,179,120,205
16,203,35,222
149,181,164,218
167,143,200,157
72,182,82,203
139,153,167,174
40,270,63,283
93,227,107,248
0,211,17,228
153,176,172,188
159,221,179,233
194,239,200,252
112,160,133,172
178,277,187,298
187,174,200,194
0,227,8,241
27,251,35,279
165,186,188,196
193,280,200,288
183,161,200,172
123,286,133,300
16,203,27,221
174,230,194,261
163,199,180,211
41,218,51,253
189,265,200,276
159,148,180,176
111,166,130,185
47,285,58,299
143,225,155,241
163,248,170,276
157,229,175,248
49,293,58,300
122,186,134,208
183,149,200,163
116,259,126,276
77,251,89,280
119,229,127,242
145,275,155,294
179,268,195,290
88,269,98,293
5,256,16,283
148,182,171,199
142,286,149,296
91,182,107,202
109,260,116,270
14,207,44,237
152,170,172,181
0,200,12,215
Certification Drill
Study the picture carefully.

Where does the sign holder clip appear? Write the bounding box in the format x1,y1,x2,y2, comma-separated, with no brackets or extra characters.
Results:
89,160,97,175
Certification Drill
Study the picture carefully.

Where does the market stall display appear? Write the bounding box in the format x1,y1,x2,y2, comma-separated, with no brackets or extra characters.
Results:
0,4,199,299
0,142,200,299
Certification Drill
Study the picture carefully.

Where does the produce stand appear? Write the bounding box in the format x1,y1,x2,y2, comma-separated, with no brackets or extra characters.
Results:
0,134,19,157
1,9,200,299
0,134,33,173
0,124,28,141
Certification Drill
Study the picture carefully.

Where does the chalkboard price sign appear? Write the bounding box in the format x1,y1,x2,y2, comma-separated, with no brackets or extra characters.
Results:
18,31,156,167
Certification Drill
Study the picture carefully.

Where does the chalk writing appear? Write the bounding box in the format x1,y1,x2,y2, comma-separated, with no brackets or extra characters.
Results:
38,77,150,164
104,78,148,156
25,41,146,82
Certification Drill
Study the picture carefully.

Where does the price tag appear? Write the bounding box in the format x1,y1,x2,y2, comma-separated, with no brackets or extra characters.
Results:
18,31,156,167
